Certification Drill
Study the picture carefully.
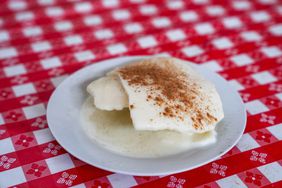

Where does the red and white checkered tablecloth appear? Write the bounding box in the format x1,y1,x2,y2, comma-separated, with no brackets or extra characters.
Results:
0,0,282,187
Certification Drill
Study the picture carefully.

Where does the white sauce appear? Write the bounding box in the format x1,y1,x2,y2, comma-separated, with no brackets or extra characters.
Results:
80,97,217,158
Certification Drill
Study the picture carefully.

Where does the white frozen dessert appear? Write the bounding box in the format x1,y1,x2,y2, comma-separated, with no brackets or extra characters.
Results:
87,75,128,111
87,57,224,133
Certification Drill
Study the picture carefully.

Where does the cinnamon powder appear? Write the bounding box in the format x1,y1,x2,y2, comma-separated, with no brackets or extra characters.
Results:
118,59,217,130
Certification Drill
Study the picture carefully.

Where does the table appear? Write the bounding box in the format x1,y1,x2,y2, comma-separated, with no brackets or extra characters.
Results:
0,0,282,187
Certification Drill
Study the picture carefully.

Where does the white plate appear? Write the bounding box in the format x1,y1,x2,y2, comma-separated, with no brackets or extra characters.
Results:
47,56,246,176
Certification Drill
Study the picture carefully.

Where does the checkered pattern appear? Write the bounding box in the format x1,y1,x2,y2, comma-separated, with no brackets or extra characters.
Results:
0,0,282,187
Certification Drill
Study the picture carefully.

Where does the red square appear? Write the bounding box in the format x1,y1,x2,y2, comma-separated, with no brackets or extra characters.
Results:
2,109,26,123
11,132,38,151
0,88,15,100
0,125,9,139
221,146,241,158
33,80,54,92
237,77,260,89
134,176,159,185
249,129,278,146
69,155,87,167
22,160,51,181
84,176,111,188
237,168,271,187
260,95,282,110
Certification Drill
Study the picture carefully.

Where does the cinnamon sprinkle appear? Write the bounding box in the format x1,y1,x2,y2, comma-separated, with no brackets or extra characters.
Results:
118,59,217,130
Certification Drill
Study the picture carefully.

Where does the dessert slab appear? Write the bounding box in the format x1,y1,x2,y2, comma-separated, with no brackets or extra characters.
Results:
47,56,246,176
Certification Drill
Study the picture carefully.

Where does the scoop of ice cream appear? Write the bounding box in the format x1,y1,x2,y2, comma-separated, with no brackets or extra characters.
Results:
87,75,128,111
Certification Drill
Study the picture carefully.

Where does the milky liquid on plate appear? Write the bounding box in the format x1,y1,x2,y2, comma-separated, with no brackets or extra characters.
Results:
80,97,217,158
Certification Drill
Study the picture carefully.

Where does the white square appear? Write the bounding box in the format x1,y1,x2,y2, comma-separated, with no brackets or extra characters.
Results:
228,80,245,91
152,53,171,57
84,15,102,26
64,35,83,46
206,5,225,16
107,43,127,55
45,6,64,17
137,36,158,48
222,17,243,29
0,114,4,125
152,17,171,28
23,103,46,119
252,71,277,84
182,45,204,57
258,162,282,182
230,54,254,66
15,11,34,21
0,167,26,187
268,123,282,140
212,37,233,49
166,29,186,41
0,30,10,42
131,0,145,2
71,184,86,188
54,21,73,31
193,0,209,4
46,154,75,173
240,31,262,41
132,0,145,3
12,83,36,97
108,174,137,188
194,23,215,35
245,100,269,114
0,138,15,154
0,47,18,59
8,1,27,10
94,29,113,40
74,51,95,62
201,60,223,72
232,1,251,10
236,133,259,152
34,128,54,144
179,11,198,22
250,11,271,23
23,26,42,37
133,0,147,3
276,6,282,14
103,0,119,7
31,41,52,52
217,175,247,188
4,64,26,77
269,24,282,36
167,1,184,9
38,0,54,5
259,0,277,5
74,2,93,13
112,9,130,20
51,75,68,87
139,5,157,15
124,23,143,34
260,46,282,58
41,57,62,69
276,93,282,100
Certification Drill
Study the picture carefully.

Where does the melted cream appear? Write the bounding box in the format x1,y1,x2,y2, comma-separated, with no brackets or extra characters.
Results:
80,97,217,158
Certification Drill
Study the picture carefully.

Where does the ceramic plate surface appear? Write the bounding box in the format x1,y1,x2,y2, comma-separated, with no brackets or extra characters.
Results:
47,56,246,176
